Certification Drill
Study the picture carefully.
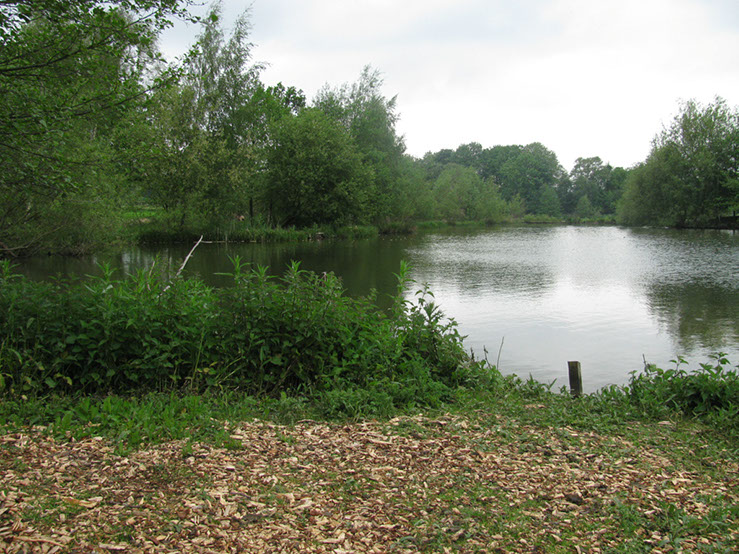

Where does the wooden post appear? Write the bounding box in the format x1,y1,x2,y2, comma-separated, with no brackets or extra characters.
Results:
568,361,583,398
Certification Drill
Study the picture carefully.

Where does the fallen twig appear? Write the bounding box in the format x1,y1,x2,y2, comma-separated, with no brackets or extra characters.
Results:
11,535,66,548
162,235,203,292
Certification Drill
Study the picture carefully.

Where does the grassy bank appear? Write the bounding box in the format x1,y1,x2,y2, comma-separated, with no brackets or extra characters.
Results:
0,260,737,551
131,221,381,245
0,374,737,552
1,257,737,440
125,211,615,248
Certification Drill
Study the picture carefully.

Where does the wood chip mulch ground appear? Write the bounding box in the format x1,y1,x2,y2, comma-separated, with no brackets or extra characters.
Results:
0,415,737,552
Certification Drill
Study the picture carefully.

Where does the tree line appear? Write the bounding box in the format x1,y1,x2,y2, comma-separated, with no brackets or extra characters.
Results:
1,0,737,256
619,98,738,227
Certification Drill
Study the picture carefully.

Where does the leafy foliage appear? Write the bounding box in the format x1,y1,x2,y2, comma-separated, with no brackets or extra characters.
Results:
0,260,473,414
131,2,268,230
263,109,370,227
313,66,407,223
619,97,739,227
1,0,734,257
497,142,565,213
420,141,591,222
0,0,194,253
565,156,627,215
625,353,739,427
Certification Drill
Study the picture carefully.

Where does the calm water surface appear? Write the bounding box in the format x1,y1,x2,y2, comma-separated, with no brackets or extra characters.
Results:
13,226,739,391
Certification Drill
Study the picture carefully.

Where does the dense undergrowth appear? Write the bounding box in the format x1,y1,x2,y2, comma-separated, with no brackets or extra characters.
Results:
0,259,737,453
0,259,468,409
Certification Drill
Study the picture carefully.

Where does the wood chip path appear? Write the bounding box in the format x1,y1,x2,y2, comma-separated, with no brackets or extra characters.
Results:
1,415,736,552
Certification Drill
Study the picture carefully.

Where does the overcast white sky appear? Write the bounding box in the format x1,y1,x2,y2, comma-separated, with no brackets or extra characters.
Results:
160,0,739,171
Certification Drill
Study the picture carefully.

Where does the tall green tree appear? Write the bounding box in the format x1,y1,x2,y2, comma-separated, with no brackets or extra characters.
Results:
568,157,626,215
569,157,608,213
478,145,523,182
314,66,405,222
429,164,507,224
130,84,234,230
419,142,568,221
138,2,278,228
263,109,370,227
538,185,563,218
452,142,483,171
618,144,686,226
185,4,263,141
619,98,739,226
498,143,564,214
0,0,193,253
418,150,452,182
396,156,436,221
432,164,481,222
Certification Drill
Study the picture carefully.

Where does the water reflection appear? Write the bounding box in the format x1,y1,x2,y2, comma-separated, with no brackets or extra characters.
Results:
406,228,555,298
401,226,738,390
646,282,739,352
10,226,738,391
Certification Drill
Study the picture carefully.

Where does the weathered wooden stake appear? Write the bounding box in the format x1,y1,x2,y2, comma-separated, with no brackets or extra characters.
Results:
568,361,583,398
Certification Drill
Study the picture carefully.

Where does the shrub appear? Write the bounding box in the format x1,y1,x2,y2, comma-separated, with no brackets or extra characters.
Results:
0,259,473,415
625,353,739,423
0,262,216,393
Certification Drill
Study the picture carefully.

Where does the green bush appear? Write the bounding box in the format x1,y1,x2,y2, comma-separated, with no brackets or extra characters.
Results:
0,263,215,393
625,354,739,423
0,259,473,415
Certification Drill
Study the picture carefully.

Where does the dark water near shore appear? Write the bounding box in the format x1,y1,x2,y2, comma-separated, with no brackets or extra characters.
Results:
13,226,739,391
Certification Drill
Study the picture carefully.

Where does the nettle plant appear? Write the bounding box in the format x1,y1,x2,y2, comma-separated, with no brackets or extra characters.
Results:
626,353,739,424
0,259,475,414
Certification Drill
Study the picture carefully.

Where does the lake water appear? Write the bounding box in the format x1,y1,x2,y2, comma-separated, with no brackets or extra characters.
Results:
11,226,739,392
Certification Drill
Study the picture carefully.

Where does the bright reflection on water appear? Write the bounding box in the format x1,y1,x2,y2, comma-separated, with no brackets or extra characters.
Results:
403,226,738,391
13,226,739,391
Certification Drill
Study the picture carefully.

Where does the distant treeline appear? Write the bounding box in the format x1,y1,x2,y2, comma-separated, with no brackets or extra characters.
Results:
1,1,737,256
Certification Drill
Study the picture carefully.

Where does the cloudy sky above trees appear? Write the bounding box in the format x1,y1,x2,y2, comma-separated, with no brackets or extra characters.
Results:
160,0,739,171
